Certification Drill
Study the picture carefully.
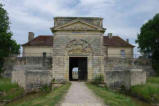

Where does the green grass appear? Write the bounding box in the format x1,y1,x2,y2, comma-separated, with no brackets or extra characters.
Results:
6,83,71,106
147,77,159,83
131,77,159,103
0,77,24,101
86,83,136,106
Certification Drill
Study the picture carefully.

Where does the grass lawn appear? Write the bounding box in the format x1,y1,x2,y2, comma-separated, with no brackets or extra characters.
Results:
6,83,71,106
130,77,159,104
86,83,137,106
0,77,24,101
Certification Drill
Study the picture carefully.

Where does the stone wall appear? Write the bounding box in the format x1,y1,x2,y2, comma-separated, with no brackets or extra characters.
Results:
103,57,154,89
130,69,146,86
104,57,155,77
23,46,52,57
10,56,52,91
12,68,51,91
2,56,52,78
105,69,146,89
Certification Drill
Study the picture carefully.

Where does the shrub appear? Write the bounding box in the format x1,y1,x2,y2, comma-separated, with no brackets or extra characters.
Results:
92,74,104,84
40,84,51,93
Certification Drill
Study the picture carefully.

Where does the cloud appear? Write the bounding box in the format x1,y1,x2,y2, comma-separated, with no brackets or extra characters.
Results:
23,0,77,16
1,0,159,55
79,0,115,6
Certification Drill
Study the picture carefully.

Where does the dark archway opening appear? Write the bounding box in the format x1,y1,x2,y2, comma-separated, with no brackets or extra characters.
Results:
69,57,87,81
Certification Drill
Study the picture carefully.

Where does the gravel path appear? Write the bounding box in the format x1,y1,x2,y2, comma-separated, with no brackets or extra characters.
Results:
60,81,106,106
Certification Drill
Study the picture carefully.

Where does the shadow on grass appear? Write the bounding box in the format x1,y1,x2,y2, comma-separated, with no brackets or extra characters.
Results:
6,83,71,106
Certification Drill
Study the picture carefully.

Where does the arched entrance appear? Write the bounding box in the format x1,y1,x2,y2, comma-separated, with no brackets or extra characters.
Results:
69,57,87,81
65,39,93,81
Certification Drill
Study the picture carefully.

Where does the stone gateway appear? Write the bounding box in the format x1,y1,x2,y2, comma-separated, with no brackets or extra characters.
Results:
10,17,149,90
50,17,134,82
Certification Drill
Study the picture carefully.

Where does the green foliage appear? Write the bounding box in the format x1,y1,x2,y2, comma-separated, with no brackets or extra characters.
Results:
130,77,159,103
92,74,104,84
7,83,71,106
0,77,24,101
40,84,51,93
136,13,159,74
152,59,159,75
147,77,159,83
0,3,20,73
86,83,136,106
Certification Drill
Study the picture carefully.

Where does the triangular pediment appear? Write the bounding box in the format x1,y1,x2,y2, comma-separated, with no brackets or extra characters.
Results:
52,20,105,31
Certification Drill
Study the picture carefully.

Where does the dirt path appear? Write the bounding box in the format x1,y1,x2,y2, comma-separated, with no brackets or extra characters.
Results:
60,81,106,106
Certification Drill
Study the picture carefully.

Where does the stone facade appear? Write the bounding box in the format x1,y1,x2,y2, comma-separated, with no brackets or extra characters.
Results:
52,17,105,82
4,17,154,90
23,46,52,57
106,47,133,58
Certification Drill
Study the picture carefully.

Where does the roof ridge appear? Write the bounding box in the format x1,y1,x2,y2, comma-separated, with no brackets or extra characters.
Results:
116,36,134,47
22,35,53,46
103,36,134,47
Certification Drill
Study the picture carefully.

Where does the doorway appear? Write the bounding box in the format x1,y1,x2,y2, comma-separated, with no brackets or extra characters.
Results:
69,57,87,81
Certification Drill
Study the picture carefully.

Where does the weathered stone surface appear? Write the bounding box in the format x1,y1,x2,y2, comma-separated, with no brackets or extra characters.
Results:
52,18,105,82
2,56,52,78
11,56,52,91
12,69,51,91
53,17,103,28
52,34,104,81
104,57,155,77
3,17,155,90
104,69,146,89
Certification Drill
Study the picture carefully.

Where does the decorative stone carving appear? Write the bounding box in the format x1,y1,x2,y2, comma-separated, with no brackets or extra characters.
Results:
52,20,105,32
66,39,92,55
60,22,96,31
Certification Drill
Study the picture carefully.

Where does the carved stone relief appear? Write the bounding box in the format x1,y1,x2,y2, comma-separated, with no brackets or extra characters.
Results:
66,39,92,55
59,22,97,31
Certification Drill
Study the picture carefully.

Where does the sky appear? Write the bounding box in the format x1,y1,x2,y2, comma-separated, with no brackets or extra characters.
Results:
1,0,159,55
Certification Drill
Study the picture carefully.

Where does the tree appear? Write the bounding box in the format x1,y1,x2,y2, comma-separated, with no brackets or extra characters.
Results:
136,13,159,74
0,3,20,73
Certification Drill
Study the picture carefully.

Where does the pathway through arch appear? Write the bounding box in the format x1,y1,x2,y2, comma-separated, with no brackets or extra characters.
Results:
60,81,106,106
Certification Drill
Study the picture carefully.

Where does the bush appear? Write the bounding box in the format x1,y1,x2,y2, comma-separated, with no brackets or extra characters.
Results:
152,60,159,75
40,84,51,93
92,74,104,84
